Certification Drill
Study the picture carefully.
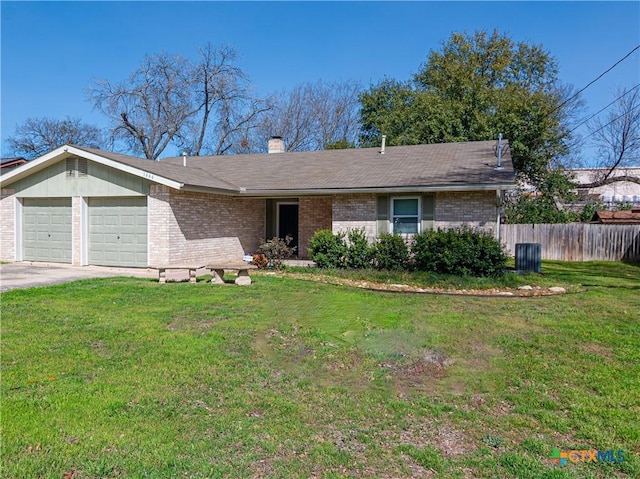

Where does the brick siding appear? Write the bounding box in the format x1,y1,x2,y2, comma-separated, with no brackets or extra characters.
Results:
148,185,265,265
298,196,332,258
332,194,378,243
0,189,16,262
71,196,82,266
435,191,498,234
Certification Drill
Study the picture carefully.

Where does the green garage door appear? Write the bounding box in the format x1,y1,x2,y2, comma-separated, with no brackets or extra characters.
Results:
23,198,72,263
89,198,147,267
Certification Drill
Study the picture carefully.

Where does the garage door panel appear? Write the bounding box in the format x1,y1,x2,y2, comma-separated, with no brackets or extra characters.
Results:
119,234,136,244
23,198,72,263
88,198,147,267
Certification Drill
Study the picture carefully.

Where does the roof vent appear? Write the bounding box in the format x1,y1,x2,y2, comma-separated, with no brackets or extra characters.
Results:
380,135,387,155
268,136,285,154
494,133,504,170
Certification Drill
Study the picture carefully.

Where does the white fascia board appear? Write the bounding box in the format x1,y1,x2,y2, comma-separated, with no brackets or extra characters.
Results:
180,185,240,195
237,183,517,197
71,147,183,189
0,145,183,190
0,145,70,185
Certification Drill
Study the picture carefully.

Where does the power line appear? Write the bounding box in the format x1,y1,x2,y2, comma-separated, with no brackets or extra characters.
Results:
568,83,640,134
568,102,640,149
555,44,640,113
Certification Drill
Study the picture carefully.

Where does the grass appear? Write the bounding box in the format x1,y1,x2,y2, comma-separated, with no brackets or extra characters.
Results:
1,261,639,478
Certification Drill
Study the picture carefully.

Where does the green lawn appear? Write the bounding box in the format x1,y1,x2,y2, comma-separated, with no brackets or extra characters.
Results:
1,262,639,478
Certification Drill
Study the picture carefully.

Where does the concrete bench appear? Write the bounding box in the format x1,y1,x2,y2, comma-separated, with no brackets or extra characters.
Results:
155,265,205,284
206,263,257,285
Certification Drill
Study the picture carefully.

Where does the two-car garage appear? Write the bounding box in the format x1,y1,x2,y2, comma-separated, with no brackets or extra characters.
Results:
21,197,147,267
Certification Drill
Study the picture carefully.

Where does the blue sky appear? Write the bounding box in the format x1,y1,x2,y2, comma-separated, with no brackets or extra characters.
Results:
1,1,639,162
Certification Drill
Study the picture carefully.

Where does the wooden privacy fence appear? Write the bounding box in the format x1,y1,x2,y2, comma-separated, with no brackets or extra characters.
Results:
499,224,640,262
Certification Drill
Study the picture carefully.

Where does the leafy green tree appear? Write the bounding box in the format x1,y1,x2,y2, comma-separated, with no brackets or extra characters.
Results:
360,30,580,194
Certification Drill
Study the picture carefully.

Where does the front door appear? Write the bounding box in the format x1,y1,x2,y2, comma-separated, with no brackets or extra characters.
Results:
277,203,299,254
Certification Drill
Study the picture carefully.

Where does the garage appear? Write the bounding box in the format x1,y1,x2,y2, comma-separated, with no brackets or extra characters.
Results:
23,198,72,263
88,197,147,267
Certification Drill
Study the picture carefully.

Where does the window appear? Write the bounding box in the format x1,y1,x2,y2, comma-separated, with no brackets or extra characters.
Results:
392,197,420,234
65,157,87,178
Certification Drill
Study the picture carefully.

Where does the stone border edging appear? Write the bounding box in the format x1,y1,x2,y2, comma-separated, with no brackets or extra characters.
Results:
258,271,572,297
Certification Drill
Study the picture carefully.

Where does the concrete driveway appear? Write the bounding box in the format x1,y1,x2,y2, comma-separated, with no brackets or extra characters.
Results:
0,262,158,292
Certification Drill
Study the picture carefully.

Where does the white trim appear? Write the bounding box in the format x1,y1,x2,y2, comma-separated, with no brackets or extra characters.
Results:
496,190,502,241
77,149,183,190
239,184,516,197
0,145,184,190
15,197,23,261
81,197,89,265
146,195,151,268
391,196,421,235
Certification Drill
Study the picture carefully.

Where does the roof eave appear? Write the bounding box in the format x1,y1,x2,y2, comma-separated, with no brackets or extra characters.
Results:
180,185,240,195
0,145,184,190
234,183,517,197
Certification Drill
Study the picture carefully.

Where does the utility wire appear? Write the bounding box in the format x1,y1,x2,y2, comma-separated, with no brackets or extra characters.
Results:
568,102,640,148
568,83,640,134
554,44,640,114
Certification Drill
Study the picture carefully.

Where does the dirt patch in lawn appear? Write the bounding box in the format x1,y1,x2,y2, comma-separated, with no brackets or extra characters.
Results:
380,351,454,397
581,342,615,361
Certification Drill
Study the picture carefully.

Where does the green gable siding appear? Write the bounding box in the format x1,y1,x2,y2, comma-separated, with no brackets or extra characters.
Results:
12,159,150,198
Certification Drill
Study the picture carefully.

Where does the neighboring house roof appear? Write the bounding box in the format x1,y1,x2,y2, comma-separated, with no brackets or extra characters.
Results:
1,157,27,168
592,209,640,224
570,167,640,199
0,141,516,195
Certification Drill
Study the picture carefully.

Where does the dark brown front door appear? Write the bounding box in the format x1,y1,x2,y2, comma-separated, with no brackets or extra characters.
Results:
278,203,299,253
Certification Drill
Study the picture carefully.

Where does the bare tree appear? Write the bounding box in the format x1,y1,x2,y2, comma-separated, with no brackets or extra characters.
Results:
253,80,362,152
582,86,640,187
89,53,194,160
311,80,362,149
182,44,272,156
7,117,104,159
88,45,268,160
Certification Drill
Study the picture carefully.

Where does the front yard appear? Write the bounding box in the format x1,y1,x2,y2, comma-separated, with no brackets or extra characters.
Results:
1,262,639,478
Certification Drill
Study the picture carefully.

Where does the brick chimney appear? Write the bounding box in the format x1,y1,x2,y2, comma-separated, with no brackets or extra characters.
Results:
268,136,285,154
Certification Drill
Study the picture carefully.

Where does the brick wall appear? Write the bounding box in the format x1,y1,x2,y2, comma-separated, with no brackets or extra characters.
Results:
298,196,332,258
332,194,377,243
71,196,82,266
0,189,16,262
148,185,265,265
435,191,498,234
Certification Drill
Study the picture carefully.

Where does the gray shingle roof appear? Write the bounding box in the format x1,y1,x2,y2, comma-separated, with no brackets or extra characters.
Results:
75,146,239,191
160,141,515,193
77,141,515,194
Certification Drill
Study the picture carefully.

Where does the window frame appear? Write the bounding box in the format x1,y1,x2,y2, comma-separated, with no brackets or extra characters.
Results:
391,196,421,235
65,157,88,178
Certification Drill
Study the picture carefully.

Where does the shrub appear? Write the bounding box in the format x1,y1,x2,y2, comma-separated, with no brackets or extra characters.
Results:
251,253,268,269
345,228,373,269
371,233,409,270
412,227,507,277
257,235,296,269
308,229,347,268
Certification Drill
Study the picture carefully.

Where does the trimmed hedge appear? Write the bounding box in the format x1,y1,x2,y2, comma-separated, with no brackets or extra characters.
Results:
412,227,507,277
346,228,373,269
371,233,409,270
309,227,506,277
308,229,347,268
